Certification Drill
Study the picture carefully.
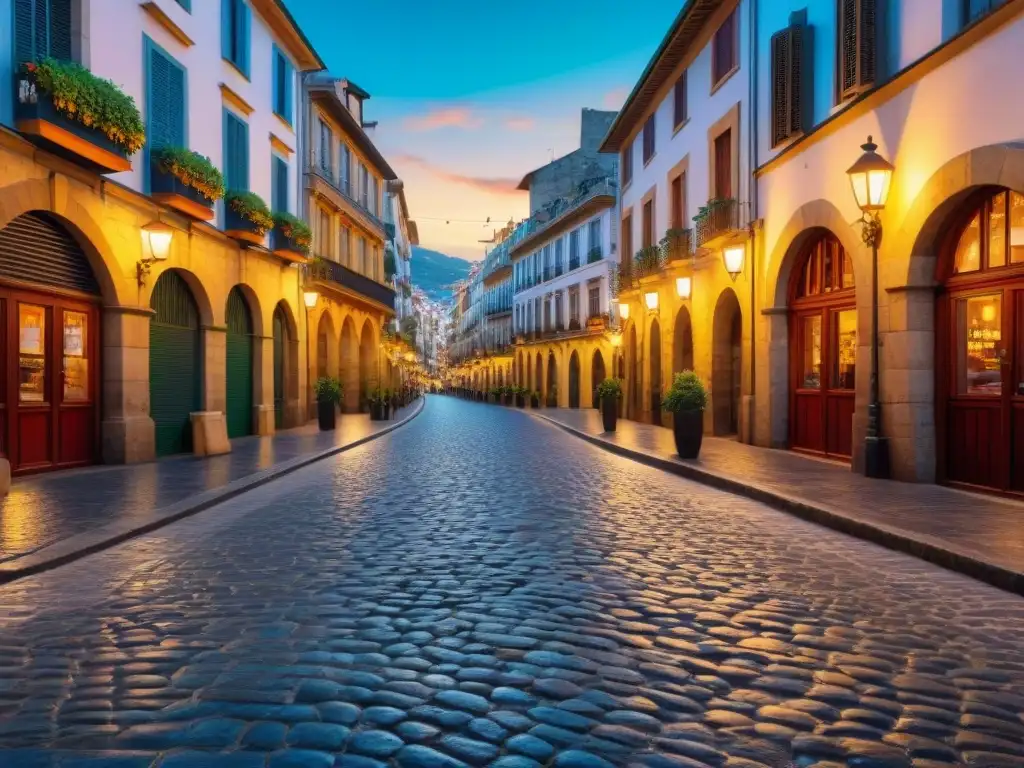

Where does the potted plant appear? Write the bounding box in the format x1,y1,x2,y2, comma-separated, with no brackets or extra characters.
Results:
547,385,558,408
151,145,224,220
596,378,623,433
530,390,540,408
368,387,386,421
271,211,312,263
663,370,708,459
515,386,526,408
224,190,273,245
313,376,341,431
503,386,514,406
15,59,145,173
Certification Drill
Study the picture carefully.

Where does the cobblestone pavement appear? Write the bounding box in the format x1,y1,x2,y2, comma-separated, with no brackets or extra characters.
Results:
0,395,1023,768
0,409,409,564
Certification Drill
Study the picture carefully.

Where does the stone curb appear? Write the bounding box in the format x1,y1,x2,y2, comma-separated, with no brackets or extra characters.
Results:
530,411,1024,597
0,398,426,585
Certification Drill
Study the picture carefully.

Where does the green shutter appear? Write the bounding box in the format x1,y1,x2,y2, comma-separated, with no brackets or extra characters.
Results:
149,271,201,456
49,0,72,60
239,0,251,77
148,42,186,150
284,57,293,121
221,0,232,63
273,155,288,212
15,0,72,64
225,288,254,438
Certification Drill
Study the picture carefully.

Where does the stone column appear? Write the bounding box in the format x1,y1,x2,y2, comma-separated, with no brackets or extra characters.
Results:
101,305,155,464
255,334,275,436
581,344,594,409
202,326,227,414
557,347,570,408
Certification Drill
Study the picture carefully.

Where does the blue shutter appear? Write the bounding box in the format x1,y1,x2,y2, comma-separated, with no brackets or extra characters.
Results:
272,156,288,212
283,57,294,123
49,0,72,61
239,0,251,77
15,0,72,63
221,0,231,62
272,48,280,116
235,116,249,190
147,42,185,150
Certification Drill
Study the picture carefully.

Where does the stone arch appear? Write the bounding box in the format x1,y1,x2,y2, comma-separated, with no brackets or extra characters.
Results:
546,350,558,406
359,318,377,405
149,265,216,329
673,305,694,374
340,316,359,411
534,351,543,392
226,282,265,337
712,288,742,436
0,179,122,306
568,350,581,408
626,321,639,420
272,300,300,429
225,285,258,438
649,317,662,424
315,311,338,382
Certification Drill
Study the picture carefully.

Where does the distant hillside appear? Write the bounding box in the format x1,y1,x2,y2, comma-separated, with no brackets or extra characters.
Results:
411,246,474,302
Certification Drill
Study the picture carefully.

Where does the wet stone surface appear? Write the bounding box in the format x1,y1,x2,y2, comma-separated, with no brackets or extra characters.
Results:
0,397,1023,768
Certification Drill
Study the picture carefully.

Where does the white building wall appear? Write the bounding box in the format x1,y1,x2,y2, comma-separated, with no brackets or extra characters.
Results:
90,0,302,215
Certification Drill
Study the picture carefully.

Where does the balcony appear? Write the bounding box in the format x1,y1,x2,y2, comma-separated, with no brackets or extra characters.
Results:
309,258,396,312
587,247,603,264
307,149,386,240
509,178,618,259
694,198,742,249
569,257,580,271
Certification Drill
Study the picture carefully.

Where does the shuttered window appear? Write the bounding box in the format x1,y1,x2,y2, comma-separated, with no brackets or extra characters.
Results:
147,39,186,152
223,110,249,192
673,71,687,128
621,141,633,187
837,0,876,101
712,9,737,86
965,0,1007,24
221,0,251,78
15,0,72,64
272,46,293,124
175,0,191,11
641,115,655,165
271,154,288,212
714,129,732,199
770,21,806,147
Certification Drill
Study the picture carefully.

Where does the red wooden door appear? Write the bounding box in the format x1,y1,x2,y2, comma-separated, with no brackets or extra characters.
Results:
6,289,98,474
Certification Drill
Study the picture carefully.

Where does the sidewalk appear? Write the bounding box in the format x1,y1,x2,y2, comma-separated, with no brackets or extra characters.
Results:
532,407,1024,595
0,399,423,581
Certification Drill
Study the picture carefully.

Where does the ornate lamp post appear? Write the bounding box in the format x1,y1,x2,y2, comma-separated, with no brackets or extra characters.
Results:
847,136,894,479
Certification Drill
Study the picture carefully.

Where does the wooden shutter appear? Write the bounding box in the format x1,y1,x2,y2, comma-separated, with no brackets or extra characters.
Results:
49,0,72,60
239,0,251,76
272,155,288,212
714,130,732,199
221,0,232,62
224,112,249,191
839,0,876,100
149,44,185,150
673,71,687,127
15,0,72,64
771,22,806,147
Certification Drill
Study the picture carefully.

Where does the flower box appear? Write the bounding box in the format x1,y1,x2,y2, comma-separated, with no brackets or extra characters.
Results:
150,162,216,220
15,76,132,174
270,227,309,264
224,208,266,245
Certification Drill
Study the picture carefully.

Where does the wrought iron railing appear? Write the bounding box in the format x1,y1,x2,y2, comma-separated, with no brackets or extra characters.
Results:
310,258,396,309
694,199,739,248
309,149,385,232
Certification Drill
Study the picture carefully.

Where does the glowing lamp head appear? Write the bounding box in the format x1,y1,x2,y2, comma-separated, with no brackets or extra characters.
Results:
644,291,659,311
618,301,630,321
846,135,894,213
610,331,623,348
142,221,173,261
723,245,745,278
303,290,319,309
676,276,692,299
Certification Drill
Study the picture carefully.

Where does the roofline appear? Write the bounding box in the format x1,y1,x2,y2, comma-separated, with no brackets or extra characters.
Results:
599,0,723,152
310,86,397,180
343,79,371,100
252,0,326,71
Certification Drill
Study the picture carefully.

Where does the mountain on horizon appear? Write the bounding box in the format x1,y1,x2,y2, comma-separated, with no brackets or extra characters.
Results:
411,246,474,302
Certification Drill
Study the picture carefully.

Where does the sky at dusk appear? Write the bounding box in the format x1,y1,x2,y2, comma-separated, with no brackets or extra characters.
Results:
285,0,683,261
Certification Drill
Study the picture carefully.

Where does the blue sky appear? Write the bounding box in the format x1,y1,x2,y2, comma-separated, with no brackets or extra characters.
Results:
285,0,683,260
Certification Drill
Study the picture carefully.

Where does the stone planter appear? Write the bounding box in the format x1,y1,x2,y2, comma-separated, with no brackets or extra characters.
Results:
317,399,336,431
673,410,704,459
151,162,216,220
601,395,618,432
224,208,266,246
15,78,132,174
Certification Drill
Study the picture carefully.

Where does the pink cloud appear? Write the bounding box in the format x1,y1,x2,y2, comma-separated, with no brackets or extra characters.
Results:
392,154,522,195
602,87,630,110
403,107,483,132
504,116,535,132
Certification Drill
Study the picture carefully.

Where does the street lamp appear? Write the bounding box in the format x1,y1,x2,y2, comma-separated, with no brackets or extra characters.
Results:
136,221,173,286
847,135,894,480
303,290,319,309
723,245,745,279
676,276,692,300
644,291,659,312
618,301,630,321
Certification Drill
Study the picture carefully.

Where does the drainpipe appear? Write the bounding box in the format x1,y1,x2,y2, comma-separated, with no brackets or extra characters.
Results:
747,0,759,445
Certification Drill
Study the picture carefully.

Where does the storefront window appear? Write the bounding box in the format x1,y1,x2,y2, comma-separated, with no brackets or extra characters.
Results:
801,316,821,388
1011,192,1024,264
63,311,89,401
989,191,1007,268
832,309,857,389
954,213,981,273
957,294,1001,395
19,304,46,403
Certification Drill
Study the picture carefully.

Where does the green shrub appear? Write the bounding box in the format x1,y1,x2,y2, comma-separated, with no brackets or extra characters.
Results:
155,146,224,201
26,59,145,154
313,376,342,403
662,370,707,413
272,211,312,253
595,378,623,399
226,190,273,234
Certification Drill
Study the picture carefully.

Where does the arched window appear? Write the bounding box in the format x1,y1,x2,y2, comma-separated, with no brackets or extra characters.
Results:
951,189,1024,275
795,233,854,298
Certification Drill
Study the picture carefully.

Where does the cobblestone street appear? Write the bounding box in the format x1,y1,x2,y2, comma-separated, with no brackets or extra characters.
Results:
0,396,1023,768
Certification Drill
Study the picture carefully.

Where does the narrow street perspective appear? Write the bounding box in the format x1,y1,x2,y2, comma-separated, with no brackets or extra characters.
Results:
1,397,1023,768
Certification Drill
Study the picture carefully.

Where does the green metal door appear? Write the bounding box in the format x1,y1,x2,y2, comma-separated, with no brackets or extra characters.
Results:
273,308,285,429
225,288,254,438
150,271,201,456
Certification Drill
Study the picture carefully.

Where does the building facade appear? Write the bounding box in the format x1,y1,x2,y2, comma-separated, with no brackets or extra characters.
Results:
0,0,324,474
302,73,399,411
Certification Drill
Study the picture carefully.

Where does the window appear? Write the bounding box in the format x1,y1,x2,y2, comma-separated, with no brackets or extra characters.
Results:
569,229,580,270
554,292,563,329
714,129,732,199
145,38,186,187
622,212,633,263
770,21,806,147
642,200,654,249
670,173,685,230
953,190,1024,274
543,245,551,280
370,176,379,216
588,219,601,260
642,115,656,165
358,237,367,275
15,0,72,63
965,0,1008,23
569,287,579,325
271,154,288,212
588,285,601,318
555,239,564,275
221,0,250,77
340,144,351,195
339,223,350,266
837,0,876,101
622,141,633,187
317,208,332,259
796,233,854,297
223,109,249,192
673,71,688,128
712,9,737,86
272,46,293,124
318,119,332,174
360,165,370,209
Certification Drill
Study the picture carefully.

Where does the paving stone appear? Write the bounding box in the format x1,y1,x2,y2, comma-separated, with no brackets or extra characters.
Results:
285,723,350,751
348,730,405,758
507,733,557,761
396,745,470,768
268,749,336,768
241,721,288,751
